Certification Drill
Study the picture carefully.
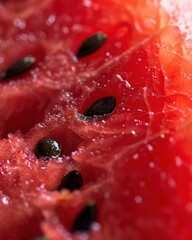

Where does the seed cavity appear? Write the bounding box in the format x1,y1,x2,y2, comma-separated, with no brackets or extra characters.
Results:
83,96,116,117
34,137,62,159
72,201,97,233
0,56,36,80
58,170,83,191
77,32,107,58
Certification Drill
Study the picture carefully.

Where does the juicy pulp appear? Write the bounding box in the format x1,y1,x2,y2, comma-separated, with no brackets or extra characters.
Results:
0,0,192,240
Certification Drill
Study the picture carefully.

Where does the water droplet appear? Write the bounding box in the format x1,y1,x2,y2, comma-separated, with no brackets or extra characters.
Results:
91,222,101,231
160,133,165,138
149,161,155,168
62,26,69,34
133,153,139,160
14,18,26,29
134,195,143,204
46,15,56,26
147,144,153,151
131,130,136,135
0,192,10,206
83,0,91,7
175,156,182,167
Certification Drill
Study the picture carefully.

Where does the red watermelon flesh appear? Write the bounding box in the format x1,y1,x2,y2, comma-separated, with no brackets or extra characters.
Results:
0,0,192,239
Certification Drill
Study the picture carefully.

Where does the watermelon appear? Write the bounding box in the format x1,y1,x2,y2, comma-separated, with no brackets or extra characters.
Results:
0,0,192,239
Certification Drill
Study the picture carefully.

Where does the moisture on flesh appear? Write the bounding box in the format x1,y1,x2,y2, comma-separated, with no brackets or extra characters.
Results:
0,0,192,240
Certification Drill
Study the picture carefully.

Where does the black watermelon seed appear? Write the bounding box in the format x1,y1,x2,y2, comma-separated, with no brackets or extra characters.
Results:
77,32,107,58
34,137,62,159
72,201,97,233
83,96,116,117
0,56,36,80
58,170,83,191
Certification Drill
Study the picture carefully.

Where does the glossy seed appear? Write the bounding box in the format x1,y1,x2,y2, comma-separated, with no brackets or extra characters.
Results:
72,201,97,233
58,170,83,191
77,32,107,58
83,96,116,117
34,137,62,159
0,56,36,80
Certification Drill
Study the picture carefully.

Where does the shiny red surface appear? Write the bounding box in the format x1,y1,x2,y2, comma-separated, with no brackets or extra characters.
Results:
0,0,192,239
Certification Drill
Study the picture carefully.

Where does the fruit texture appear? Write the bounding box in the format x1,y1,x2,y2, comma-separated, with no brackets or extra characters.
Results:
0,0,192,240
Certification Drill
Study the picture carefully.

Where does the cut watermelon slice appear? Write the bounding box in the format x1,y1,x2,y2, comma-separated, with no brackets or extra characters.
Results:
0,0,192,240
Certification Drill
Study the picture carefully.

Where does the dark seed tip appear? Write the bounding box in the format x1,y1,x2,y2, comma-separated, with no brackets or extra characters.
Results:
72,201,97,233
77,32,107,58
34,137,62,159
83,96,116,117
0,56,36,80
58,170,83,191
35,236,49,240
